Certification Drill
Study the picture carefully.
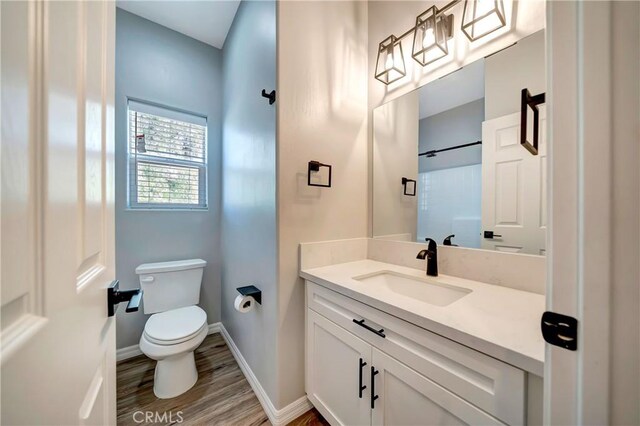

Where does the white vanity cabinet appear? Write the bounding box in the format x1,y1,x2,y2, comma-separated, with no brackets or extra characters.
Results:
305,280,535,426
370,349,503,426
306,310,372,426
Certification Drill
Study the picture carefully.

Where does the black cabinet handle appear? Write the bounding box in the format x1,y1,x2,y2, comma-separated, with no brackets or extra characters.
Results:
371,366,379,409
352,319,386,338
358,358,367,398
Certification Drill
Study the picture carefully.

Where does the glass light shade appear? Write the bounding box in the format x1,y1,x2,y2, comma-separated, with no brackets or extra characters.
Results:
375,35,406,85
412,6,450,67
461,0,506,41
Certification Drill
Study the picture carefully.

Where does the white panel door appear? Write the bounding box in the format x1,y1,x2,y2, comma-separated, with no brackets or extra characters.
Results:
306,310,372,426
481,110,547,255
1,1,116,424
370,349,504,426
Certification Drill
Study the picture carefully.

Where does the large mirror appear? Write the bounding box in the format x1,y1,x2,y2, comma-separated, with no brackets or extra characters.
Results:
373,30,546,255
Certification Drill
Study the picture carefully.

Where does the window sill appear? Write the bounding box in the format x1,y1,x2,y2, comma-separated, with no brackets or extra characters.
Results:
125,207,209,212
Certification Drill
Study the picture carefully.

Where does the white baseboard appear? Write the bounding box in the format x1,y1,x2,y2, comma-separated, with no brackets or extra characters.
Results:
207,322,221,335
219,324,312,426
116,344,142,362
116,322,222,362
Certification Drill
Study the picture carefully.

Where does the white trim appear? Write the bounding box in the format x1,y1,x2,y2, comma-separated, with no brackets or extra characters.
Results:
128,98,207,127
116,344,142,362
218,324,313,426
116,322,222,362
545,2,621,425
207,322,221,335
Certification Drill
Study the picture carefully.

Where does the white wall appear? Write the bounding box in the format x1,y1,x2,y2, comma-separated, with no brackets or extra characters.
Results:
485,30,545,120
114,9,223,349
221,0,278,404
277,0,369,409
373,91,419,239
610,2,639,423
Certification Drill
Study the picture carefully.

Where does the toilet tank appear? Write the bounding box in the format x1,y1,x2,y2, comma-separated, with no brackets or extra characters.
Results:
136,259,206,314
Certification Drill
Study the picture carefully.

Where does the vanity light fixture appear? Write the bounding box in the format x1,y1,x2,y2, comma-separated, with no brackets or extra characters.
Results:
374,0,509,84
375,35,406,85
461,0,506,42
412,6,454,67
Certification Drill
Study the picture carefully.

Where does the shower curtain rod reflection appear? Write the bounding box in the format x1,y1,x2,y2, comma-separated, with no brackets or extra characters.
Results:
419,140,482,157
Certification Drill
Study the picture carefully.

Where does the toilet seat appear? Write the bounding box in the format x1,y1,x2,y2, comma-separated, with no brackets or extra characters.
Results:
143,305,207,346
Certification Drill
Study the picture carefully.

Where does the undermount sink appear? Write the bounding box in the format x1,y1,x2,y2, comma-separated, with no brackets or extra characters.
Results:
352,270,472,307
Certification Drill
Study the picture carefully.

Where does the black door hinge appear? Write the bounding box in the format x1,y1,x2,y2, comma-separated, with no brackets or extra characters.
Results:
541,311,578,351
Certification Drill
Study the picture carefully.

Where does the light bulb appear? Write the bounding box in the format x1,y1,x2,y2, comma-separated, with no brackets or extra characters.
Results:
385,51,394,70
422,27,435,49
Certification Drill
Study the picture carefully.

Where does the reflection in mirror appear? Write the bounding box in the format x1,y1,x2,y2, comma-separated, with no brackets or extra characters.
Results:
373,30,546,255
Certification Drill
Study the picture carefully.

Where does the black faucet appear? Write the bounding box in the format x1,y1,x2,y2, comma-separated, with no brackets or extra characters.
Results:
443,234,458,246
416,238,438,277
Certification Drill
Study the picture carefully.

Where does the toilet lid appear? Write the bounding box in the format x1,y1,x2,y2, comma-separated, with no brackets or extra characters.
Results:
144,305,207,345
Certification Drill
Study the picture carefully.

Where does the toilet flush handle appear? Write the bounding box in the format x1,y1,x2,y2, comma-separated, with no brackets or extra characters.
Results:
140,275,155,283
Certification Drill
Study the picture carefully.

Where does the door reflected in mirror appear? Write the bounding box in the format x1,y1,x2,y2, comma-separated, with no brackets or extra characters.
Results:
372,30,546,256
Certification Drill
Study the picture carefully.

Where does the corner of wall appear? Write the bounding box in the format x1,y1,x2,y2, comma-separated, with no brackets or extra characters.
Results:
276,0,370,410
220,0,279,409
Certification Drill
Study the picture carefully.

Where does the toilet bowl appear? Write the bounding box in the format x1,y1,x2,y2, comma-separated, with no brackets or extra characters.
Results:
139,305,208,399
135,259,208,399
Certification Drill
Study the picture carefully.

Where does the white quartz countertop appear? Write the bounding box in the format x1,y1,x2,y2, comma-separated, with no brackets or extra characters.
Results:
300,259,545,376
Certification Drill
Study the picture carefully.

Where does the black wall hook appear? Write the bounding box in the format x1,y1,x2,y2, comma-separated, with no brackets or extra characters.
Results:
262,89,276,105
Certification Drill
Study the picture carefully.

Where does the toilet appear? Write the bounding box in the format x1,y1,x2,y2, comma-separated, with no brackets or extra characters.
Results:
137,259,208,399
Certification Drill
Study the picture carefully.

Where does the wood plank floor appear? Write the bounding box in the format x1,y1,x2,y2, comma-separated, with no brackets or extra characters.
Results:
117,333,328,426
287,408,329,426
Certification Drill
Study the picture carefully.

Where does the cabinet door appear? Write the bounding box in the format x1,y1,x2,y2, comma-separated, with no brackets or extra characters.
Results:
307,310,372,426
371,349,504,426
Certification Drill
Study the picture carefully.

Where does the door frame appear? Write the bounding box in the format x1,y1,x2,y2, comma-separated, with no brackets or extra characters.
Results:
545,1,619,424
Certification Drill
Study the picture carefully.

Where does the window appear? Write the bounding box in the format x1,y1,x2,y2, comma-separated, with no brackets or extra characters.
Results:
127,100,207,209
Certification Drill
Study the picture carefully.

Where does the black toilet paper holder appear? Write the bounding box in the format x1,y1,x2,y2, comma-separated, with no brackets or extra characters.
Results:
236,285,262,305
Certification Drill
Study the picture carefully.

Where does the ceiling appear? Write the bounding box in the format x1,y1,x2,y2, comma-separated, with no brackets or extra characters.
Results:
116,0,240,49
419,59,485,119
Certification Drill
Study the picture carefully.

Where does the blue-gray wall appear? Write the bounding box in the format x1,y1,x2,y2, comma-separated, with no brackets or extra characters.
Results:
418,98,484,173
221,0,278,404
115,9,223,349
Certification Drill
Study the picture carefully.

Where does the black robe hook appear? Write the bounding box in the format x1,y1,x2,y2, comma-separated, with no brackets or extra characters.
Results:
261,89,276,105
